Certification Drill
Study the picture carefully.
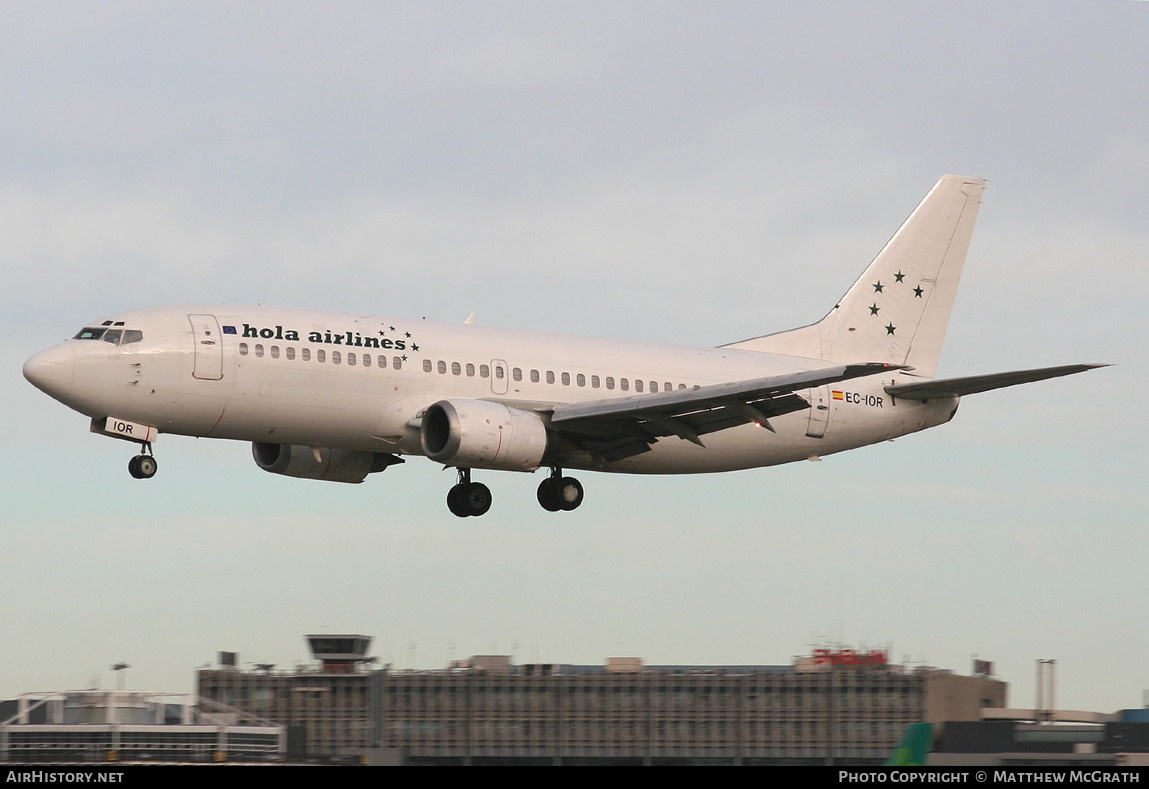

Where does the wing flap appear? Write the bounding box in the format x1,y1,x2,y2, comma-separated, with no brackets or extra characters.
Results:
884,364,1108,401
549,363,901,457
552,363,901,424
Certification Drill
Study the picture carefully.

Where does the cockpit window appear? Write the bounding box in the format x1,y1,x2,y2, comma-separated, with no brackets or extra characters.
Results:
73,326,143,344
74,327,107,340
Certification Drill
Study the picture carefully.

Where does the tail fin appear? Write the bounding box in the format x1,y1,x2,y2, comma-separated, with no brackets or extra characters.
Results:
723,176,985,378
885,722,934,766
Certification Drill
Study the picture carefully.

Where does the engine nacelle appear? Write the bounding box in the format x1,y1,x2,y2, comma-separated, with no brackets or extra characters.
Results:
420,399,551,471
252,442,400,484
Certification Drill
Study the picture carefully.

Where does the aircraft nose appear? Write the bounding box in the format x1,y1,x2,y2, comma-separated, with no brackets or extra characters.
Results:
23,343,76,401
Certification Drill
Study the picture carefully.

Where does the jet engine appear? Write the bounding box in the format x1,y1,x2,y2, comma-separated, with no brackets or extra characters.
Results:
420,399,552,471
252,442,401,483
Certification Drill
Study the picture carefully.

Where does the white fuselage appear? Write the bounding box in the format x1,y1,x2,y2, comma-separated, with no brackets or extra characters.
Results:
25,304,958,475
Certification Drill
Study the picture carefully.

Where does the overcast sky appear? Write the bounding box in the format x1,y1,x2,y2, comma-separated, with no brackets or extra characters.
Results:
3,1,1146,714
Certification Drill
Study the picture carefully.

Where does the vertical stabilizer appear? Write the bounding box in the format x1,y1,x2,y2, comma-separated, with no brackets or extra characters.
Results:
723,176,985,378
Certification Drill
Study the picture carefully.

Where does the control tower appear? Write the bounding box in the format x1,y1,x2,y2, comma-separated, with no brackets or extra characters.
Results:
306,634,373,674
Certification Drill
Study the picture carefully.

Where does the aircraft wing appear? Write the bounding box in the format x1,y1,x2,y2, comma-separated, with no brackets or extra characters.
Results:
547,362,901,463
884,364,1108,401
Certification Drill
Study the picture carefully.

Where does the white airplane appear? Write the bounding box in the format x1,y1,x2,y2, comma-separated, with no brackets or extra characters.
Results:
24,175,1104,517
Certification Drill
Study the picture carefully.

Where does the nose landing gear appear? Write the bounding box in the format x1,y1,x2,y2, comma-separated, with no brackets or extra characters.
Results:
128,444,158,479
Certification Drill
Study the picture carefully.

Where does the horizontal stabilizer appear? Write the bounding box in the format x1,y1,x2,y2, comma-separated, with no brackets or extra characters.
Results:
884,364,1108,401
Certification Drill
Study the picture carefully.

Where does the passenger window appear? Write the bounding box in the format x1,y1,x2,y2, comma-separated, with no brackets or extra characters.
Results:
424,360,433,373
255,344,265,358
546,371,555,385
332,351,341,364
530,370,540,383
122,330,143,344
561,372,570,386
678,383,687,390
620,378,629,391
378,355,387,368
467,363,475,377
480,364,489,378
270,346,280,359
664,382,672,391
495,366,504,379
286,347,295,360
362,353,370,367
576,373,586,387
512,368,522,382
606,377,615,390
591,375,600,388
649,381,657,393
393,357,402,370
635,380,644,393
239,343,249,356
348,353,356,366
317,349,325,362
437,361,447,374
451,362,461,375
302,348,311,361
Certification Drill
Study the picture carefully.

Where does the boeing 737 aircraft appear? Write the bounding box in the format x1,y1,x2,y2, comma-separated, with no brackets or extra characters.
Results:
24,176,1103,517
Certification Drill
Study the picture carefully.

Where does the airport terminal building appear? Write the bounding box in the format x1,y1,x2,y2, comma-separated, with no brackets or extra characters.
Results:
196,636,1006,765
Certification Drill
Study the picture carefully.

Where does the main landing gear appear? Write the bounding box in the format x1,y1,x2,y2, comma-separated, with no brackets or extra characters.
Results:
127,444,158,480
536,468,584,513
447,468,493,518
443,467,586,517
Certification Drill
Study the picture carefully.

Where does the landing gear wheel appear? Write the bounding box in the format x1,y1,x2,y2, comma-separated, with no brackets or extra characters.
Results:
447,484,469,517
128,455,158,479
538,472,583,512
461,482,492,516
557,476,583,511
537,478,562,512
447,481,493,517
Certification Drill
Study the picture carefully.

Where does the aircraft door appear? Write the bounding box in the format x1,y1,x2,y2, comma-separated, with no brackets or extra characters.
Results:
805,385,831,438
188,314,224,380
490,359,509,395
